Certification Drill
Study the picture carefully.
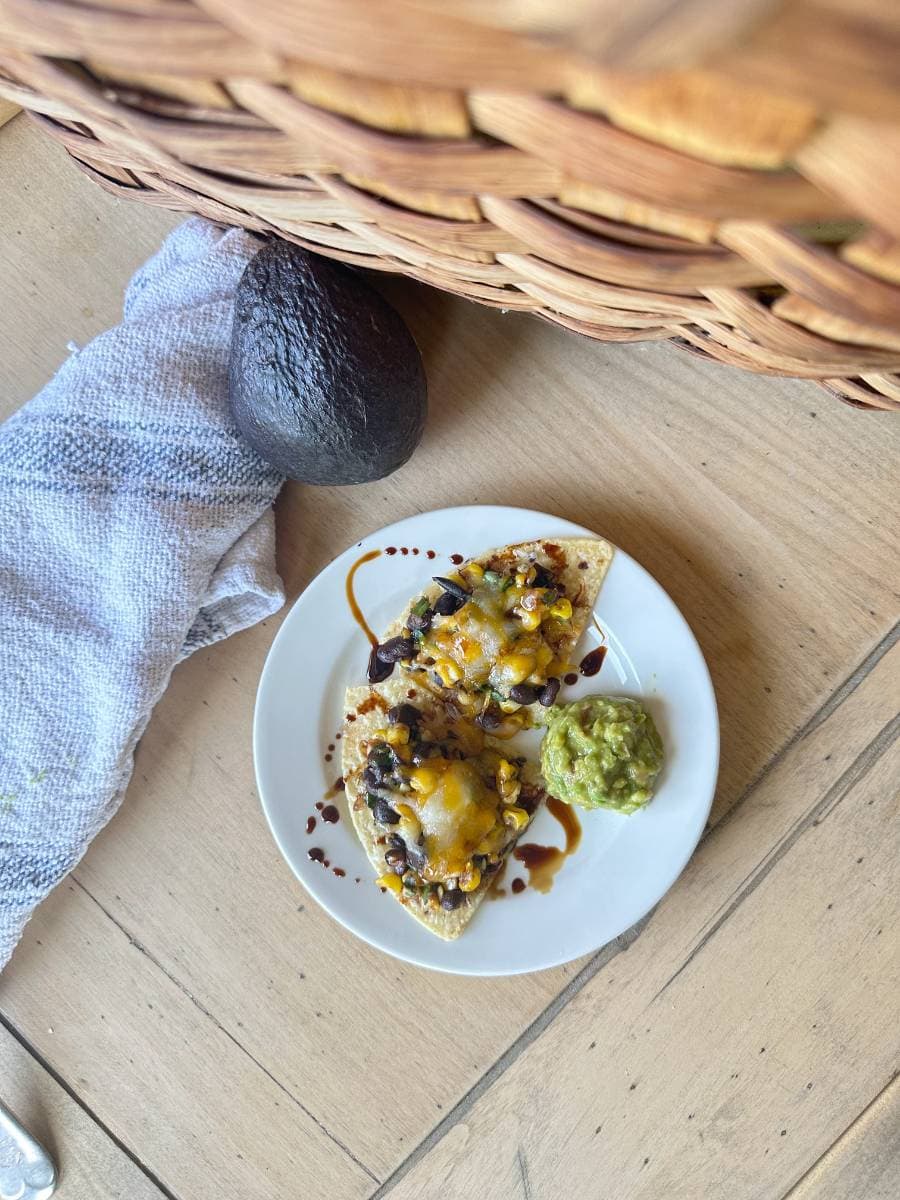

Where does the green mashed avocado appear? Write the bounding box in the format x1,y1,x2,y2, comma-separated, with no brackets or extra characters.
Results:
539,696,664,814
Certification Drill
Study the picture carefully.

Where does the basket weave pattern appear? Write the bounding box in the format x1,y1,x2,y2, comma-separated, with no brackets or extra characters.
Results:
1,0,899,408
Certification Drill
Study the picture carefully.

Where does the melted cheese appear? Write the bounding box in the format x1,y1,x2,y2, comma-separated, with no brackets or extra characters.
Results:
407,758,507,881
426,585,520,687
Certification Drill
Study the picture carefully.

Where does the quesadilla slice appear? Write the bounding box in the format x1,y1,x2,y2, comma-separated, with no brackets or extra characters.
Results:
370,538,613,735
342,681,545,939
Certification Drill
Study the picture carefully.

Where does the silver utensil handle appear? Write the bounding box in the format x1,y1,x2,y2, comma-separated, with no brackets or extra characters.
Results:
0,1102,57,1200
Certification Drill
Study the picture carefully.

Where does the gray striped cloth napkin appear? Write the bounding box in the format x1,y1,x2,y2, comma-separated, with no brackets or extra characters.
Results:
0,218,285,968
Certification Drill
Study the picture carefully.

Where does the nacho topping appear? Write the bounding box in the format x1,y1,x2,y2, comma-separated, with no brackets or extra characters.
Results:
397,553,575,730
346,538,614,936
406,758,506,881
363,704,527,900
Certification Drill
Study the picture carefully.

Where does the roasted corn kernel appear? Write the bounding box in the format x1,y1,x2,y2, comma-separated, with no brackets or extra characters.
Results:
550,597,573,620
384,724,409,746
518,608,542,632
409,767,440,793
465,562,484,581
497,759,516,783
459,865,482,892
492,715,525,738
435,657,462,684
503,805,530,831
377,873,403,894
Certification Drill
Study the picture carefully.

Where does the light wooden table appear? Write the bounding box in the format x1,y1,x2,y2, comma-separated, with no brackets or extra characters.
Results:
1,113,898,1200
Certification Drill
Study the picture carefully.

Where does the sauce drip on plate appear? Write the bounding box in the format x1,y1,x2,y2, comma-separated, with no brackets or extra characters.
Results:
579,646,607,676
513,797,582,894
345,549,382,646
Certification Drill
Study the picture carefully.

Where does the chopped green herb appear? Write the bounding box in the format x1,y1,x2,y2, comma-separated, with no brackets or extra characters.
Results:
543,589,558,605
371,744,393,767
483,570,502,587
366,793,379,809
411,596,430,617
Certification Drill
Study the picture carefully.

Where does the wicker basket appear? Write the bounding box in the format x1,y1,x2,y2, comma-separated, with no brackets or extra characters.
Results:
1,0,899,409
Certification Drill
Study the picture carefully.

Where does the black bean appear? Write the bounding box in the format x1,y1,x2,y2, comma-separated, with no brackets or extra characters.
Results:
475,707,501,730
367,646,394,683
411,741,438,764
376,636,416,663
433,576,470,601
434,591,464,616
538,677,561,707
388,703,421,726
367,743,396,769
531,564,553,588
441,888,465,911
406,609,432,632
362,765,383,790
384,846,407,873
509,683,540,705
405,841,428,873
518,786,541,814
372,798,400,825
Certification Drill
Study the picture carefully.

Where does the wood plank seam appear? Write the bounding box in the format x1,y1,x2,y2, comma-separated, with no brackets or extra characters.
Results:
366,917,652,1200
69,877,382,1187
782,1069,900,1199
366,630,900,1199
710,619,900,845
652,708,900,1003
9,624,893,1195
0,1010,181,1200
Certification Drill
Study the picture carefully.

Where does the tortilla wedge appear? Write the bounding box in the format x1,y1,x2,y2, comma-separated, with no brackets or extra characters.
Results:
343,536,613,940
342,680,545,940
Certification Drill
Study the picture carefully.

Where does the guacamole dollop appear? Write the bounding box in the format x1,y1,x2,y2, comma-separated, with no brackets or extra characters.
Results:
539,696,664,814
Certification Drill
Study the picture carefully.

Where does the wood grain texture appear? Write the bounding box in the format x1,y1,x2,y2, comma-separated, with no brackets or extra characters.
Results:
0,1021,165,1199
383,644,900,1199
0,115,178,408
69,644,572,1179
0,883,375,1200
787,1074,900,1200
0,115,898,1195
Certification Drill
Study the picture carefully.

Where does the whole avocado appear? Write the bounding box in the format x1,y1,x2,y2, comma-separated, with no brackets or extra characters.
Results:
228,240,427,484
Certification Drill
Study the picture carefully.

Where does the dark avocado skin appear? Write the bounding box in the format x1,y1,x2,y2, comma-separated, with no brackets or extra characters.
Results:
229,240,427,484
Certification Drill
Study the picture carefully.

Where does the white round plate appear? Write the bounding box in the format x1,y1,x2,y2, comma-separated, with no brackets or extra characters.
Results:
254,505,718,975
